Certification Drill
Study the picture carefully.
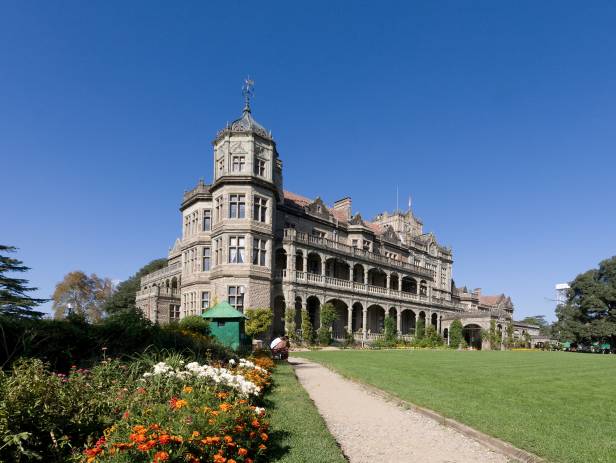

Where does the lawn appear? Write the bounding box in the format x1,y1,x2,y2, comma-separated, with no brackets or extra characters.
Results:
266,361,347,463
294,350,616,463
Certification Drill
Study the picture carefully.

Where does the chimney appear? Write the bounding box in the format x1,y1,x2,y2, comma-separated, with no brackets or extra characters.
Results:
333,197,352,220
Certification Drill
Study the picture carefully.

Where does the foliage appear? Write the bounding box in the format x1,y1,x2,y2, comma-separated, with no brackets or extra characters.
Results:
284,307,297,342
415,317,425,340
448,319,463,349
0,245,45,318
0,311,234,371
103,258,167,314
300,310,314,346
383,316,397,343
487,320,501,350
0,355,273,463
178,315,210,336
244,307,273,339
504,322,514,349
554,256,616,345
317,304,337,346
52,271,113,322
521,315,552,336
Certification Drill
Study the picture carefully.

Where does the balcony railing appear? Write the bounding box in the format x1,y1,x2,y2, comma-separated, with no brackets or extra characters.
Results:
274,270,460,308
141,262,182,285
136,287,180,299
283,229,433,279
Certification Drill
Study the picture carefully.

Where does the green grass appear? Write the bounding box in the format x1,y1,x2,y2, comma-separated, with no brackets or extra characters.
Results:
294,350,616,463
266,361,347,463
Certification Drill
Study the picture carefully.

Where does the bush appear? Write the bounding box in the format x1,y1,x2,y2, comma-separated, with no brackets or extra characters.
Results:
449,319,464,349
415,318,425,339
383,316,397,343
178,315,210,336
300,310,314,346
244,307,273,339
317,327,331,346
284,307,297,342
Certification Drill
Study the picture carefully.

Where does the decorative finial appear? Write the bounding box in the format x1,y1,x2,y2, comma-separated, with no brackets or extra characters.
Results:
242,76,254,112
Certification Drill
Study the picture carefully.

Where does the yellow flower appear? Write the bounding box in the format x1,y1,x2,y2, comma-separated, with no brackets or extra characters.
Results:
183,386,193,394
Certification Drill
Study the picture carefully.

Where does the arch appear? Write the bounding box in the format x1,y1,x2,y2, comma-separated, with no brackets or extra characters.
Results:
351,302,364,332
275,248,287,271
443,328,449,339
165,279,170,288
307,253,322,275
368,268,387,288
325,257,350,280
327,298,349,340
401,276,417,294
295,250,304,272
367,304,385,333
463,324,483,350
294,297,303,327
306,295,320,329
353,263,365,283
390,273,400,291
431,312,438,328
419,280,428,296
171,277,178,289
273,296,286,337
400,309,416,335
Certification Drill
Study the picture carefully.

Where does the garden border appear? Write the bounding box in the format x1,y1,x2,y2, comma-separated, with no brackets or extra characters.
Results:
293,356,546,463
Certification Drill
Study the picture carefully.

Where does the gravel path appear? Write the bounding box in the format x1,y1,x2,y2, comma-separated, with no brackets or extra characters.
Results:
291,357,509,463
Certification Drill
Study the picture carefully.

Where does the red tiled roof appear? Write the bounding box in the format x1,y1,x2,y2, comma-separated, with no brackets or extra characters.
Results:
365,221,383,235
283,190,312,208
479,294,504,306
331,208,349,224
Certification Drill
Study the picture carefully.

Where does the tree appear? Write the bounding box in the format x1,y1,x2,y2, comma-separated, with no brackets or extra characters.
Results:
317,303,338,345
284,306,297,341
449,319,463,349
520,315,552,336
0,246,46,318
383,315,397,343
415,317,425,340
505,321,514,349
553,256,616,345
52,271,113,322
103,258,167,313
179,315,210,336
244,307,273,339
488,319,501,350
301,309,314,345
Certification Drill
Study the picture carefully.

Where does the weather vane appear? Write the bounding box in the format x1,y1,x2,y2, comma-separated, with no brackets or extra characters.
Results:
242,76,254,111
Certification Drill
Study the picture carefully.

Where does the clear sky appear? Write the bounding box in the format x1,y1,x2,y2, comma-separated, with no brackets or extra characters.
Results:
2,1,615,320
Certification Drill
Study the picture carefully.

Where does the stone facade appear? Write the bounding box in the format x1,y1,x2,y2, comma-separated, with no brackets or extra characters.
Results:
135,95,536,348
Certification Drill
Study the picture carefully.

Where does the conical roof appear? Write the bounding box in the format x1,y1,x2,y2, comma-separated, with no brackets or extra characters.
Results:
201,301,247,319
216,105,272,141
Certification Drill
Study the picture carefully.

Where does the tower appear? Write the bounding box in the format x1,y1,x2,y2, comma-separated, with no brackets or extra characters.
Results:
208,79,283,311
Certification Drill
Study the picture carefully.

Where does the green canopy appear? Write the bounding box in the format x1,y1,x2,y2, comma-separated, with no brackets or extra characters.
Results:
201,301,247,320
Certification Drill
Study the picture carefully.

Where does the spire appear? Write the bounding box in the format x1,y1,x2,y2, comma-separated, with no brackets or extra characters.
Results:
242,77,254,113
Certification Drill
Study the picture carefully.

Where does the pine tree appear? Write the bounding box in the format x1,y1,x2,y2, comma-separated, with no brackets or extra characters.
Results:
0,245,46,318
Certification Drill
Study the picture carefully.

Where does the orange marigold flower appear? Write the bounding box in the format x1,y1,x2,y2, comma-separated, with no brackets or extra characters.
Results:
133,425,147,433
130,433,146,443
183,385,193,394
260,433,269,442
158,434,171,445
154,451,170,462
249,431,256,439
213,454,226,463
258,444,267,451
238,399,247,404
228,460,237,463
251,419,260,428
238,448,248,456
219,403,232,412
224,435,233,443
210,410,219,416
192,431,200,439
217,391,229,399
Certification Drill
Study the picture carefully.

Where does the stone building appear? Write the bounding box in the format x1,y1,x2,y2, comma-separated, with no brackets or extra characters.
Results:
135,89,535,348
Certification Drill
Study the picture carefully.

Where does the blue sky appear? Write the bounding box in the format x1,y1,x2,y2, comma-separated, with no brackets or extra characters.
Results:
2,1,615,320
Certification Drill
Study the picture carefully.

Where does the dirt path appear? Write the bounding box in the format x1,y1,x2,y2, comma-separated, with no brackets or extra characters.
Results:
290,357,509,463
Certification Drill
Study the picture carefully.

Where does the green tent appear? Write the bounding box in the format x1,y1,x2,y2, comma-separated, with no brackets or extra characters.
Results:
201,301,250,350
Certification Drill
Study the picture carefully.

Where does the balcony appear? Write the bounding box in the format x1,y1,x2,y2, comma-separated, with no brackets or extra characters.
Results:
274,270,462,310
136,287,180,299
282,229,434,279
141,262,182,285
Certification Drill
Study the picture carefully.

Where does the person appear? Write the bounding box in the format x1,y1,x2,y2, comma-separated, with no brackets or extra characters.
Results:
270,335,290,360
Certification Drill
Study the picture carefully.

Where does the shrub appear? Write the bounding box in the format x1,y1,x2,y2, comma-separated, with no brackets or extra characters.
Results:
284,307,297,341
317,327,331,346
317,304,337,346
383,316,397,343
448,319,464,349
244,307,273,339
300,310,314,346
178,315,210,336
415,318,425,340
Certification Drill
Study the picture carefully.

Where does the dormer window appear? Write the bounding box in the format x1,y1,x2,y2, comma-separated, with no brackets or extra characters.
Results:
317,205,322,213
232,156,245,172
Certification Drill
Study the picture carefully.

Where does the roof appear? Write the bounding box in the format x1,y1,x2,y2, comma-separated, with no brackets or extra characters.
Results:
479,295,504,306
201,301,247,319
283,190,312,208
216,107,272,140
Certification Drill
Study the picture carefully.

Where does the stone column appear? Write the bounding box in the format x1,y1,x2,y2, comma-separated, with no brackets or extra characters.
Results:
321,255,326,277
398,277,402,291
386,273,391,290
347,306,353,333
396,307,402,333
302,254,308,274
362,306,368,340
364,269,369,285
349,265,354,283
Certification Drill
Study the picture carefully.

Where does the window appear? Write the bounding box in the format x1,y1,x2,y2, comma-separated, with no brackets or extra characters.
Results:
215,197,223,221
214,238,222,265
351,239,358,248
228,236,245,263
218,158,224,174
201,291,210,311
217,321,226,327
202,209,211,231
228,286,244,311
202,246,211,271
252,238,267,266
253,196,268,223
363,240,372,252
169,304,180,321
254,158,266,176
229,194,246,219
231,156,245,172
184,215,190,237
312,229,326,239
